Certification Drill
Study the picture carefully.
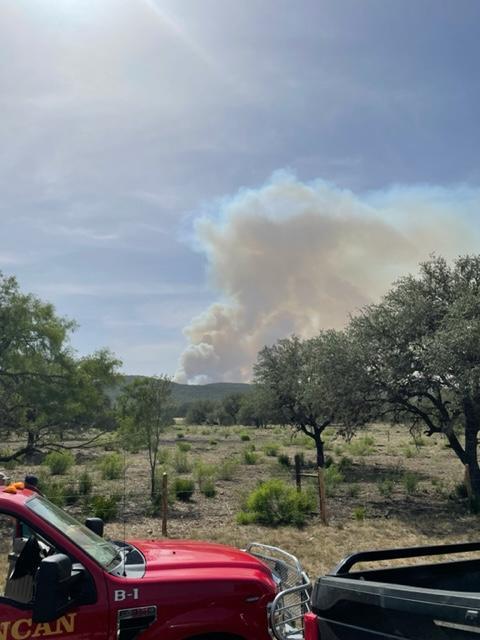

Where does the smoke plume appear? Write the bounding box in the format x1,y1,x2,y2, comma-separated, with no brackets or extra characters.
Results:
175,174,480,383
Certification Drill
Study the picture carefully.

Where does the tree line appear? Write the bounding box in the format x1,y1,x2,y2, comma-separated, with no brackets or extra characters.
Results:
2,255,480,516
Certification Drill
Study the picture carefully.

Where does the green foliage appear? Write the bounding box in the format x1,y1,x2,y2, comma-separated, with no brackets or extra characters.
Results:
378,478,395,498
89,494,120,521
200,478,216,498
174,450,193,474
240,433,251,441
277,453,291,468
238,479,315,527
174,478,195,501
100,453,124,480
217,459,237,480
337,456,353,472
176,432,185,439
78,470,93,496
43,451,74,475
350,256,480,499
176,441,191,452
348,436,375,456
119,375,173,498
263,443,279,457
347,483,360,498
0,273,121,459
39,476,66,507
403,472,419,495
353,506,366,521
243,448,258,465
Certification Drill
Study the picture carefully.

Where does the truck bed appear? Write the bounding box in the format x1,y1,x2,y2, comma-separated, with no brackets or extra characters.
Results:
311,541,480,639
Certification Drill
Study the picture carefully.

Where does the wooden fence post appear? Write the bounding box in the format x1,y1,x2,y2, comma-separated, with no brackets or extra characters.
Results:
162,472,168,537
294,454,302,493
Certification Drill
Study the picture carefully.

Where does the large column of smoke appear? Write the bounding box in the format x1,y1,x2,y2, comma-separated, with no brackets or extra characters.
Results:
175,173,480,384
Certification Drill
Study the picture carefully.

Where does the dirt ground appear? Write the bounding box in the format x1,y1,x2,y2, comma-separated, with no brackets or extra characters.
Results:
3,422,480,578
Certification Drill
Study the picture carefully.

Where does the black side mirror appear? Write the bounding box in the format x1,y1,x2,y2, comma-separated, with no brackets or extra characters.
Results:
85,517,104,537
32,554,81,623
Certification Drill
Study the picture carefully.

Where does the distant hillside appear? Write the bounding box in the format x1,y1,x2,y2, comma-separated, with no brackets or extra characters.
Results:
118,376,252,404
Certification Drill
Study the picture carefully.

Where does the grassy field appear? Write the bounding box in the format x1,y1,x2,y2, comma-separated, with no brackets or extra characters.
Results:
3,422,480,578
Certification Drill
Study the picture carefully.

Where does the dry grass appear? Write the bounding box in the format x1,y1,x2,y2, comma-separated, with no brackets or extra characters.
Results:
2,423,479,579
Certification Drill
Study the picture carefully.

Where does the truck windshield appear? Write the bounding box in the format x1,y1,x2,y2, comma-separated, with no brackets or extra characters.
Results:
26,495,120,570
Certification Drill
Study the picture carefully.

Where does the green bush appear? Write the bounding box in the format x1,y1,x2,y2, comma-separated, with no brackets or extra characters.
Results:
264,443,279,457
100,453,124,480
174,451,193,474
347,483,360,498
378,478,395,498
174,478,195,501
243,449,258,465
240,433,251,442
337,456,353,472
217,459,237,480
348,436,375,456
238,479,315,527
157,449,170,465
89,494,120,521
78,470,93,496
200,478,216,498
353,506,366,521
277,454,291,468
40,477,66,507
177,441,191,452
403,472,419,495
43,451,74,475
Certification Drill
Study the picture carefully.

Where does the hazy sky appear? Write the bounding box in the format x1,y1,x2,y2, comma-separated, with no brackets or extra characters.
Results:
1,0,480,382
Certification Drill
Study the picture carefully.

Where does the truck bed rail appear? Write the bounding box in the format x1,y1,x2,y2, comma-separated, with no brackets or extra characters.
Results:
246,543,311,640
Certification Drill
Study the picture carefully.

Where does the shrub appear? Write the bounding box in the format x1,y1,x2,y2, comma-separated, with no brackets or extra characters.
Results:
89,494,120,521
177,441,191,452
240,433,251,442
176,432,185,439
43,451,74,475
39,477,66,507
157,449,169,465
277,454,291,468
403,472,419,495
353,506,366,521
100,453,124,480
347,484,360,498
195,461,216,489
337,456,353,472
200,478,216,498
217,459,237,480
78,470,93,496
238,479,315,527
348,436,375,456
64,484,80,506
264,443,279,457
209,440,218,446
174,478,195,501
243,449,258,465
174,451,193,474
378,478,395,498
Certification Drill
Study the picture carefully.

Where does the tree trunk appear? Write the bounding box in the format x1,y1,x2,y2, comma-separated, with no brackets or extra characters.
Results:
463,400,480,501
313,430,328,525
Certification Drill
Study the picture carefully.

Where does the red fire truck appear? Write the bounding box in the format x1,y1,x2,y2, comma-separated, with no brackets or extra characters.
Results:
0,480,310,640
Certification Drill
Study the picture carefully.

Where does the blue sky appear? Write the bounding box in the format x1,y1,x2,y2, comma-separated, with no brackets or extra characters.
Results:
1,0,480,381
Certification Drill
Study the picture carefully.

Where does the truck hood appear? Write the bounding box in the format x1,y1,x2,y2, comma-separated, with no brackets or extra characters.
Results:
130,539,273,577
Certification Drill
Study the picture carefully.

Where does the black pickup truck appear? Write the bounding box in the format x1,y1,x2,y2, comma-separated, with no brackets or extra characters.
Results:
305,541,480,640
